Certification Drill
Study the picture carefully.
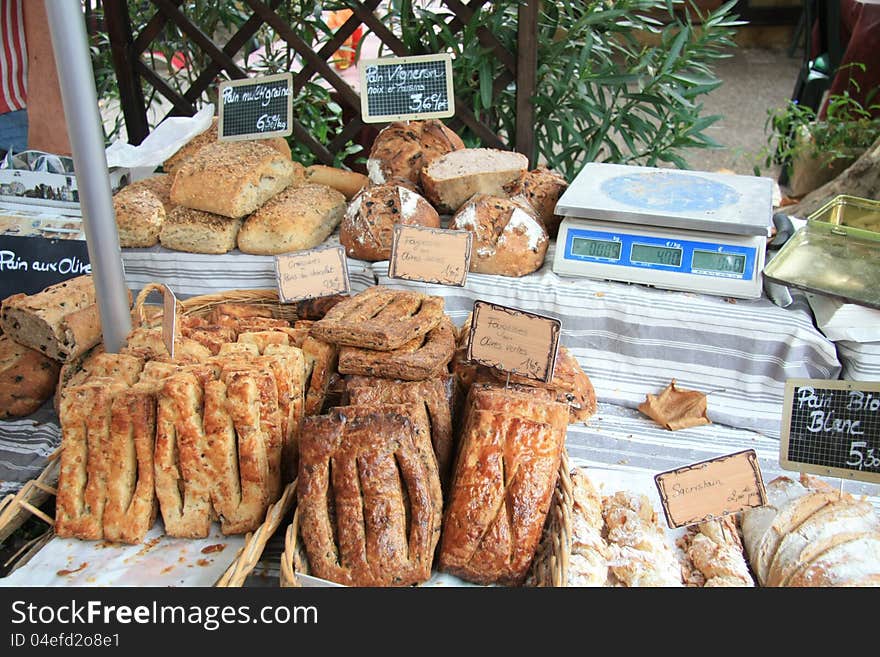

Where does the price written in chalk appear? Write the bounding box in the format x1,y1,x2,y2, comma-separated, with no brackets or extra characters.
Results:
218,72,293,140
781,379,880,484
274,246,350,304
360,54,455,123
467,301,561,384
389,225,472,287
655,449,767,529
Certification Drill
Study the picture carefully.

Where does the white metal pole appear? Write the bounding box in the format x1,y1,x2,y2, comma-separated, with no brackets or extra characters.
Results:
44,0,131,352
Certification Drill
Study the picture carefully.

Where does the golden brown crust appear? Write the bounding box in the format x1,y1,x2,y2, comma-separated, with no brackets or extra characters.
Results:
310,286,444,351
302,336,338,416
123,174,175,214
340,184,440,261
337,316,454,381
304,164,368,200
159,206,242,254
0,334,60,419
503,167,568,238
112,186,165,248
297,407,441,586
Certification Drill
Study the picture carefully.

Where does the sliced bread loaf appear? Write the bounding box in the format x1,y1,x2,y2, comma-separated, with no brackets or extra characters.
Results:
421,148,529,213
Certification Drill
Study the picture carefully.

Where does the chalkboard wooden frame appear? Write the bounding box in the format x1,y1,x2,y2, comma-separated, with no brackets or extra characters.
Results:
780,378,880,484
218,72,293,141
359,54,455,123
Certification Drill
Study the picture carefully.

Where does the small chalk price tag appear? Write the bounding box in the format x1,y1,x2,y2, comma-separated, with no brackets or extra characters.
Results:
654,449,767,529
161,284,178,359
360,54,454,123
389,224,472,287
218,72,293,141
780,378,880,484
274,245,351,304
467,300,561,384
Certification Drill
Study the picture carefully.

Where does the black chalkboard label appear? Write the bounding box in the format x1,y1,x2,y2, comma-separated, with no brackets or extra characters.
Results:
780,378,880,484
0,235,91,300
218,72,293,141
360,54,455,124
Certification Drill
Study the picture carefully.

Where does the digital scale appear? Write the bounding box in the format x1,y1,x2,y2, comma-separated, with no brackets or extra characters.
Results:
553,163,774,299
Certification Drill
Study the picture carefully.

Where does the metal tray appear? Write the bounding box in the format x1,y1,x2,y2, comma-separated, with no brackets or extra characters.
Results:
807,194,880,236
763,218,880,310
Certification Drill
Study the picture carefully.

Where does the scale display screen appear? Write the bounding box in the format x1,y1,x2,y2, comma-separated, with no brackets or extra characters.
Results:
631,243,682,267
571,237,622,261
692,249,747,275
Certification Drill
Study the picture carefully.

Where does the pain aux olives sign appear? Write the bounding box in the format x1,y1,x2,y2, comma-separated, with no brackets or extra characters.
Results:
360,54,455,123
0,235,90,298
218,72,293,141
780,378,880,484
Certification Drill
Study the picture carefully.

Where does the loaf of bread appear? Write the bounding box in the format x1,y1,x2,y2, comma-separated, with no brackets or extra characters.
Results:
451,194,548,277
55,350,144,415
366,119,464,187
340,183,440,261
439,386,568,585
678,516,754,587
0,334,61,418
503,167,568,238
170,140,303,218
237,183,346,255
112,186,165,248
297,405,442,586
421,148,529,213
304,164,368,200
741,474,880,586
0,275,105,363
602,490,685,587
122,174,175,214
163,117,292,176
159,206,242,254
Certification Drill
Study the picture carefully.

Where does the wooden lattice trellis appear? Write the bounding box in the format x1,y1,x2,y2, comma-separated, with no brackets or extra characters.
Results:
103,0,539,167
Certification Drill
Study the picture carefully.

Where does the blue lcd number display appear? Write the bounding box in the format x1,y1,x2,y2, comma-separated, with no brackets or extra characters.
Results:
565,228,755,280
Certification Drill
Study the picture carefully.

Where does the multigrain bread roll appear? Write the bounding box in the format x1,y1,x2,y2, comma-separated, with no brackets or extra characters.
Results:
122,174,175,214
339,183,440,261
237,183,346,255
451,194,548,277
304,164,368,200
159,206,242,254
112,186,165,248
0,275,105,363
366,119,464,188
162,117,292,176
0,334,61,418
503,167,568,238
170,140,303,218
421,148,529,213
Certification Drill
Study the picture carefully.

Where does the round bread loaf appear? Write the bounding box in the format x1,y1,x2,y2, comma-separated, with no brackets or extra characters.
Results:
366,120,464,187
340,184,441,261
504,167,568,238
237,183,347,255
112,186,165,248
451,194,548,277
421,148,529,213
0,334,61,419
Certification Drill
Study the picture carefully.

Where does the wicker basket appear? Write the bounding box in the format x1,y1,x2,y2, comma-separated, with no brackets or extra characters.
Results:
279,449,573,587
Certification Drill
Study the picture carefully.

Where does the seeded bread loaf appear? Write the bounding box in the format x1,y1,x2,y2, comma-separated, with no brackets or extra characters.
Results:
112,186,165,248
163,117,292,176
159,206,242,254
421,148,529,213
340,184,440,261
0,334,61,418
122,174,175,214
366,119,464,188
0,275,109,363
451,194,548,277
237,183,346,255
170,140,303,218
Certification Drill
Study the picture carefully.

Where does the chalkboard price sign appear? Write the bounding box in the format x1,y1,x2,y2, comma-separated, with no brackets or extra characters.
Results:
218,72,293,141
0,235,91,300
780,378,880,484
360,54,455,123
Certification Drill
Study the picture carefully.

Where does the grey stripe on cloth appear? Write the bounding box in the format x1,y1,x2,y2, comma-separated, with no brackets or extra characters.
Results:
837,341,880,381
569,403,880,510
373,242,840,438
0,401,61,497
121,237,377,300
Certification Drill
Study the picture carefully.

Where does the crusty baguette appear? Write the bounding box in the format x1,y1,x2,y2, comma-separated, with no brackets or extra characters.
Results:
0,275,108,363
305,164,368,200
170,140,302,218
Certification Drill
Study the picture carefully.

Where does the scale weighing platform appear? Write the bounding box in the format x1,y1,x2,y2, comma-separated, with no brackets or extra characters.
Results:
553,163,774,299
